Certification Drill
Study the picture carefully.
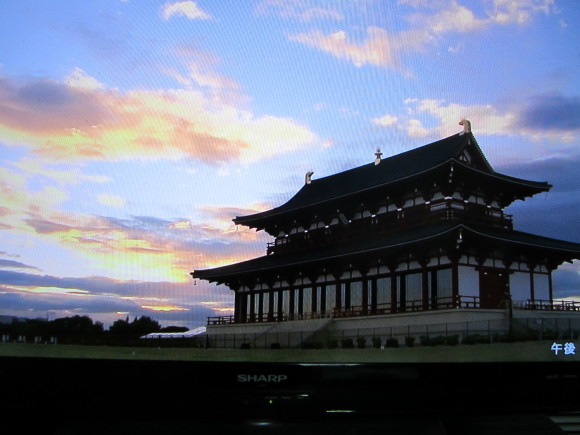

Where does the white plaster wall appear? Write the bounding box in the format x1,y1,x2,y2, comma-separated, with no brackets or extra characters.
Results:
458,266,479,298
535,274,550,300
510,271,531,301
517,262,530,272
408,260,420,270
439,257,452,265
427,257,439,267
397,263,409,272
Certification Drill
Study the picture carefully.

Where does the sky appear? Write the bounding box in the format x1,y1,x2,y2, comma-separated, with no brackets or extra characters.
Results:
0,0,579,328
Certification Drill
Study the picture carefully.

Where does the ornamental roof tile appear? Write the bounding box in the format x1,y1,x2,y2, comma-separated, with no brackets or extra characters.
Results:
234,132,550,228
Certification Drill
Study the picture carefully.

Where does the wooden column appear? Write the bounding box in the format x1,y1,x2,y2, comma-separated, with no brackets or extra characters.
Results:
308,273,318,315
257,291,264,322
389,264,398,313
249,291,256,322
399,273,406,312
449,254,460,308
268,291,275,322
234,292,242,323
528,263,536,302
370,277,378,315
331,270,342,315
419,258,429,311
344,281,351,310
360,266,369,315
548,268,554,303
288,285,295,320
277,289,283,321
320,284,326,315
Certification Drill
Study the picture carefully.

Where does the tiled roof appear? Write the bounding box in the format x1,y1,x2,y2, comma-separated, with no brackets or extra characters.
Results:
192,223,580,282
234,133,550,227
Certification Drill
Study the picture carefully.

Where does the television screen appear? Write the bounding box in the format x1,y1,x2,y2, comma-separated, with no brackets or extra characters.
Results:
1,1,579,431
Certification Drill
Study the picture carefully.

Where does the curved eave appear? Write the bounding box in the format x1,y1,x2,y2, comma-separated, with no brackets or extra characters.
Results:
232,160,455,230
233,160,551,231
465,226,580,258
454,160,551,192
192,222,462,283
191,224,580,285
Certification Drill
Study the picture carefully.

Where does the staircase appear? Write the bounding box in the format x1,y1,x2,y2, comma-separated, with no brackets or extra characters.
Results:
250,318,334,348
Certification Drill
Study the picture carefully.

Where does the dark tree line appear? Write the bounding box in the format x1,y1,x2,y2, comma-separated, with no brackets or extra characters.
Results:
0,315,171,346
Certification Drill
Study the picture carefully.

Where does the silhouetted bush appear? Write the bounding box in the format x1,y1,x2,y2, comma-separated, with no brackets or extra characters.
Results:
385,337,399,348
446,335,460,346
341,338,354,349
463,334,490,345
302,342,323,349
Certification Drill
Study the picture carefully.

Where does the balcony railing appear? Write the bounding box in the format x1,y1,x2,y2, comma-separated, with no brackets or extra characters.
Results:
513,299,580,312
208,297,580,325
267,201,513,255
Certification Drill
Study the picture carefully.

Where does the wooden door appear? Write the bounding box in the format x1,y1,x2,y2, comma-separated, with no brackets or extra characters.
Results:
479,269,509,308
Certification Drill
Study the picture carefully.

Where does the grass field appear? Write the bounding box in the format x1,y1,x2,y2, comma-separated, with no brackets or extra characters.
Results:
0,340,577,363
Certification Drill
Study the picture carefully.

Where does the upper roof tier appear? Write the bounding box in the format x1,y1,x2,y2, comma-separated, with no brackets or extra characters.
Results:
234,131,551,232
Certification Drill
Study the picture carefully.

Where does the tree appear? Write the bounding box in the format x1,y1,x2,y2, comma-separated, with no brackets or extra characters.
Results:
107,316,161,345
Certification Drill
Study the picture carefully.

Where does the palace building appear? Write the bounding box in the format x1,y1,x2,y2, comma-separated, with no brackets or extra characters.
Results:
192,122,580,348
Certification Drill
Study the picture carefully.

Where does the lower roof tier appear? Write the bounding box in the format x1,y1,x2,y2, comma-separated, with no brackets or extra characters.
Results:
191,222,580,287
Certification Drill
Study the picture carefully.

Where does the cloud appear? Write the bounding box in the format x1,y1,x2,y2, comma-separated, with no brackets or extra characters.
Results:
374,96,578,144
372,114,398,128
0,260,41,271
161,1,211,20
487,0,555,25
65,67,105,90
97,193,128,208
256,0,343,22
290,27,397,69
11,157,110,185
421,1,487,34
16,206,268,282
410,99,517,137
405,118,431,138
0,71,318,165
0,270,231,327
291,0,556,70
552,263,580,299
516,94,580,132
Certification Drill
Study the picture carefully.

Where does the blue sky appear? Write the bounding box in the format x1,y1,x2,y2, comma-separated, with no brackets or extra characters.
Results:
0,0,579,328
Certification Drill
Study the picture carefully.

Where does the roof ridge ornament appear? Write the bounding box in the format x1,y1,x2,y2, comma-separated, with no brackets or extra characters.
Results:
305,170,314,185
374,148,383,165
459,119,471,135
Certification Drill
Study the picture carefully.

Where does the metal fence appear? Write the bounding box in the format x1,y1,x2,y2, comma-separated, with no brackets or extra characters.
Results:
205,316,580,349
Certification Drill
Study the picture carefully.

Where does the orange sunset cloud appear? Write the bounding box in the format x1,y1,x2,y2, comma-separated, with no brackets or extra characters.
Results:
0,70,318,165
